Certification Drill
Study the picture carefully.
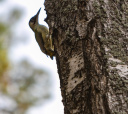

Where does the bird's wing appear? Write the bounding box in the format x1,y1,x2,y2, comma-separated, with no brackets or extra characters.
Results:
35,30,47,54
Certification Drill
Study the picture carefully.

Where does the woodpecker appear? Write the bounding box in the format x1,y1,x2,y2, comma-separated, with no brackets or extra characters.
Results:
29,8,55,60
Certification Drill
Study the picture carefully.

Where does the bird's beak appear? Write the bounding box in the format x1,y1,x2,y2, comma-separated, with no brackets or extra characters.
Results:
29,8,41,25
35,8,41,23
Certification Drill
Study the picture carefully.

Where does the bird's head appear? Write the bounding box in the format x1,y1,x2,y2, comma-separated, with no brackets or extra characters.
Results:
29,8,41,31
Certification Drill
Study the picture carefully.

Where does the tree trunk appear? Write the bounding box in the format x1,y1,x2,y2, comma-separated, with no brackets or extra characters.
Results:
45,0,128,114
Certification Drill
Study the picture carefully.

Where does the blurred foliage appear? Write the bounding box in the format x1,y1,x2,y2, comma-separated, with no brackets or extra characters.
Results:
0,6,25,48
0,23,8,34
0,0,4,2
1,60,51,114
0,19,9,84
9,8,23,23
0,1,52,114
0,38,8,76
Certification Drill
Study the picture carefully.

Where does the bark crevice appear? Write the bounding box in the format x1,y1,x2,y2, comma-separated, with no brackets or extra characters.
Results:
45,0,128,113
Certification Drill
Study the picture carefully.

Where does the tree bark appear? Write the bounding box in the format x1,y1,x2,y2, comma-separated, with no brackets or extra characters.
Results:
45,0,128,114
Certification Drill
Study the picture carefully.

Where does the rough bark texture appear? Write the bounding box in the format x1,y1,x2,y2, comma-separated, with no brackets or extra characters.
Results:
45,0,128,114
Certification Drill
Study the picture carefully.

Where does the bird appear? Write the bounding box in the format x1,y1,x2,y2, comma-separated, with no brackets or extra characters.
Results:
29,8,55,60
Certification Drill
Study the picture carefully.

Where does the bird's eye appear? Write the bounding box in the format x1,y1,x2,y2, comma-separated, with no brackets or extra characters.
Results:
29,16,36,24
30,19,35,23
